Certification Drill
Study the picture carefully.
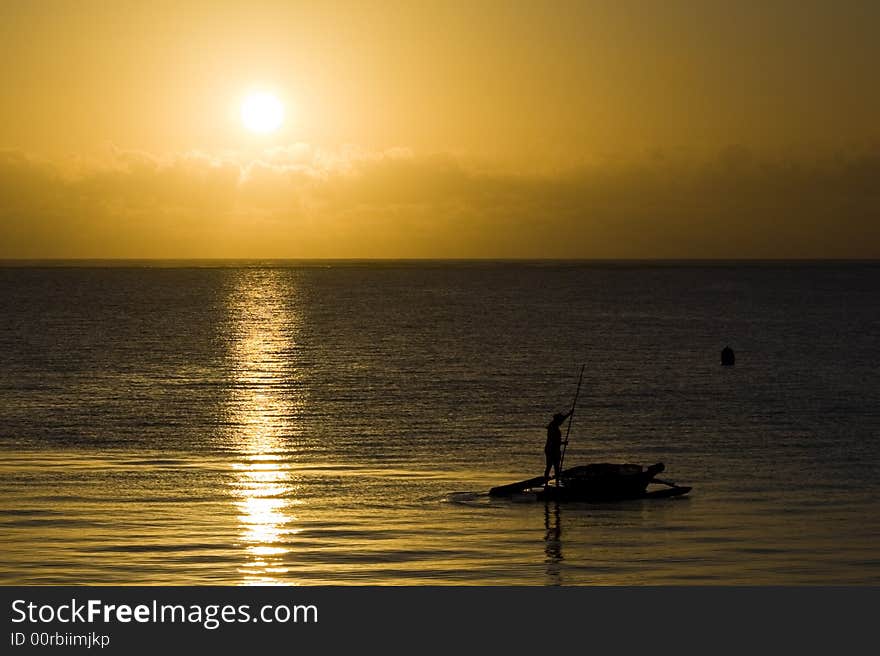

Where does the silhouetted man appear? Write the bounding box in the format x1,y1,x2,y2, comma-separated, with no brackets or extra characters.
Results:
544,410,572,481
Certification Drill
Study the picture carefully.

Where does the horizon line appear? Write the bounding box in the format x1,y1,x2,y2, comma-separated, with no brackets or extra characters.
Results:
2,257,879,267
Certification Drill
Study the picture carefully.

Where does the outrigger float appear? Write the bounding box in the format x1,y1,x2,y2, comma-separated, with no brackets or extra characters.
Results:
489,462,691,501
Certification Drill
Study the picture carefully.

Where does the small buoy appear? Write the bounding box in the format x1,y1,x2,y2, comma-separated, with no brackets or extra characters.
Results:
721,345,735,366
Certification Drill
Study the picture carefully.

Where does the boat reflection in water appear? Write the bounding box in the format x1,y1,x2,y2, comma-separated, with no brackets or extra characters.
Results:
225,271,303,585
544,501,563,585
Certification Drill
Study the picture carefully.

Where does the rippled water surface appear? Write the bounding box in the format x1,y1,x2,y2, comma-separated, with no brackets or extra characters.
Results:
1,262,878,584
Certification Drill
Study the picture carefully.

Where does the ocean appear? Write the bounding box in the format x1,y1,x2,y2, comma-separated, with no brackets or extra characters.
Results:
1,261,878,585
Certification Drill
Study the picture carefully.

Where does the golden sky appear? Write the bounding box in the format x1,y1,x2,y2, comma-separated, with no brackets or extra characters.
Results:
1,0,878,258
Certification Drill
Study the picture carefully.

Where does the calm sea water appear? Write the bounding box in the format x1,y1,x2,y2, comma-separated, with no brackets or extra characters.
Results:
1,262,878,585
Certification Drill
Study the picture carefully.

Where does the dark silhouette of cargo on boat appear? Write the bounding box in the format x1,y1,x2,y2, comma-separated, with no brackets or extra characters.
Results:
489,462,691,501
721,345,735,366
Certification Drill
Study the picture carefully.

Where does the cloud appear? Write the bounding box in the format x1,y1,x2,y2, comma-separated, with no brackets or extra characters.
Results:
1,144,878,258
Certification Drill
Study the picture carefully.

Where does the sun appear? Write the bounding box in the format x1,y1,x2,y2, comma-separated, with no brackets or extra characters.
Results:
241,92,284,134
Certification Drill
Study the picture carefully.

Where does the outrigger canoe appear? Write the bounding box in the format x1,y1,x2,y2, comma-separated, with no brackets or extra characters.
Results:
489,462,691,501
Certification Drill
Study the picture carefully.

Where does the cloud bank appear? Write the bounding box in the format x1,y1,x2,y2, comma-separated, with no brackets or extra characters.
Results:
1,144,878,258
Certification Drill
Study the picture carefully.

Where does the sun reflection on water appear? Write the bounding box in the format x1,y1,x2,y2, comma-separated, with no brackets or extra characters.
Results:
225,272,303,585
232,453,300,584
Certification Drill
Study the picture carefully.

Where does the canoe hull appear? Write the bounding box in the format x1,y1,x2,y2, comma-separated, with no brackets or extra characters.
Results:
490,462,691,501
526,482,691,502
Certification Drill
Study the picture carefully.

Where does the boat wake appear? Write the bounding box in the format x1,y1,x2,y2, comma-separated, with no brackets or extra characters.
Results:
443,491,489,506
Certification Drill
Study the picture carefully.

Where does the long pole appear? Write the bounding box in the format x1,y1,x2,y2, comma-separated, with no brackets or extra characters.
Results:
558,363,585,475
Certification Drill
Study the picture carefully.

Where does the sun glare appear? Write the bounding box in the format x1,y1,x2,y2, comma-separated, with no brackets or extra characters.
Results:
241,92,284,134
